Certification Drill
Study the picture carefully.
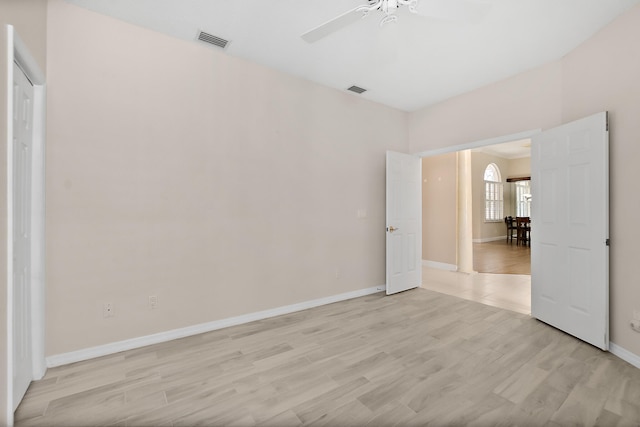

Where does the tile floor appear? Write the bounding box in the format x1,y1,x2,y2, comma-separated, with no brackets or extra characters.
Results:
421,266,531,315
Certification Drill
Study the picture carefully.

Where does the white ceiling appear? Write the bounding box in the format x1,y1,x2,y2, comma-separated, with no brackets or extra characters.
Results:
472,138,531,159
65,0,639,112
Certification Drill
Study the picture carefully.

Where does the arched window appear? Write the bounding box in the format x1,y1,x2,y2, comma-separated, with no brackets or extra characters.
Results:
484,163,503,221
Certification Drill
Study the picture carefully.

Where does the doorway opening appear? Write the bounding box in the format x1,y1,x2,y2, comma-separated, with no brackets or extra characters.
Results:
418,132,535,315
472,140,531,276
393,112,608,350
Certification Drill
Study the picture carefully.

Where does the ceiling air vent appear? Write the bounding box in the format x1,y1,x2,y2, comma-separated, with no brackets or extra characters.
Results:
197,30,230,49
347,85,367,94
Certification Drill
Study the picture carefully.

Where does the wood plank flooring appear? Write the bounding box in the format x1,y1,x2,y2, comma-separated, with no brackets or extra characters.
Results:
16,289,640,426
474,240,531,275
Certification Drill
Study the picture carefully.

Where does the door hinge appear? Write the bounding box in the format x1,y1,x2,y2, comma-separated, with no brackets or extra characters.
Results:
605,238,610,246
606,112,609,132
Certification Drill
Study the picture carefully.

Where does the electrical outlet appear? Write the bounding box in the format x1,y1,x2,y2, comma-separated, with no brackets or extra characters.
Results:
103,302,115,318
149,295,158,309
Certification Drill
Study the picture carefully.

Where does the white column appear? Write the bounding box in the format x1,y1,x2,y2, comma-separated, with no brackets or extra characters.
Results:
457,150,475,274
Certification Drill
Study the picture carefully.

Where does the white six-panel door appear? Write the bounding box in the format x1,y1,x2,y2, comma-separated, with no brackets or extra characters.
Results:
531,112,609,350
13,62,35,409
386,151,422,295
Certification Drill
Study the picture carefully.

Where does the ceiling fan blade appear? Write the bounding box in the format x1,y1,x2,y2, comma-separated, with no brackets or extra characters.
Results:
301,6,365,43
413,0,491,22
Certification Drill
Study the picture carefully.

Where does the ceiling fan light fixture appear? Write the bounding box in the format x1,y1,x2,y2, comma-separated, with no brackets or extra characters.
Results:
301,0,423,43
358,0,419,26
302,0,492,44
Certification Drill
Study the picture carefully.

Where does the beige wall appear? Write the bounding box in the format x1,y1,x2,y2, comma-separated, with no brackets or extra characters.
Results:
421,154,457,266
0,1,47,424
45,1,408,356
422,152,531,261
506,157,531,179
408,62,563,152
409,4,640,356
560,3,640,357
0,1,47,69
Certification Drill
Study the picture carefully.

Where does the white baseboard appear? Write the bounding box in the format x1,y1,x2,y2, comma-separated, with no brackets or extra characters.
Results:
422,260,457,271
46,285,385,368
46,289,640,372
473,236,508,243
610,342,640,369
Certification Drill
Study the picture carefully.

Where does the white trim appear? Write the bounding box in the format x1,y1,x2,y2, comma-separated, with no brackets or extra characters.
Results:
5,25,15,426
422,260,457,271
473,236,508,243
30,83,46,380
13,28,47,382
40,284,640,375
5,25,47,424
414,129,542,158
610,342,640,370
46,285,385,368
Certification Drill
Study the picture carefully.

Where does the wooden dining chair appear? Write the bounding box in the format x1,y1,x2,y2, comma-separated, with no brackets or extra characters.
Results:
516,217,530,247
504,216,516,244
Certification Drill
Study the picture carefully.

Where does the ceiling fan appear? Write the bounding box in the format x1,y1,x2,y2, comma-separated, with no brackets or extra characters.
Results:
301,0,490,43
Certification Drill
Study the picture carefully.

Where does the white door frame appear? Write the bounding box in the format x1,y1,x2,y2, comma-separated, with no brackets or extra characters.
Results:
413,129,542,159
5,25,46,420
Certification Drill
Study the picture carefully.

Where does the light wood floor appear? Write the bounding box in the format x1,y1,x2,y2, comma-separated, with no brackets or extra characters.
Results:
422,267,531,315
16,289,640,426
473,239,531,275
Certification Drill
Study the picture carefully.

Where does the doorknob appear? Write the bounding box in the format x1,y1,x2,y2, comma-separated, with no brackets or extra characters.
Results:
387,226,399,233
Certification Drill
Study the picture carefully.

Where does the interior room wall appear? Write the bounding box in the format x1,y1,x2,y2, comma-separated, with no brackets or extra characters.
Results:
560,2,640,357
408,62,563,151
421,151,531,264
507,157,531,179
409,3,640,357
421,154,457,267
45,0,409,356
0,1,47,424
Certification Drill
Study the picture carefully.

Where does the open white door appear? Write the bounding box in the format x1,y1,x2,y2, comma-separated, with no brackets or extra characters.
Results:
12,62,35,408
531,112,609,350
386,151,422,295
